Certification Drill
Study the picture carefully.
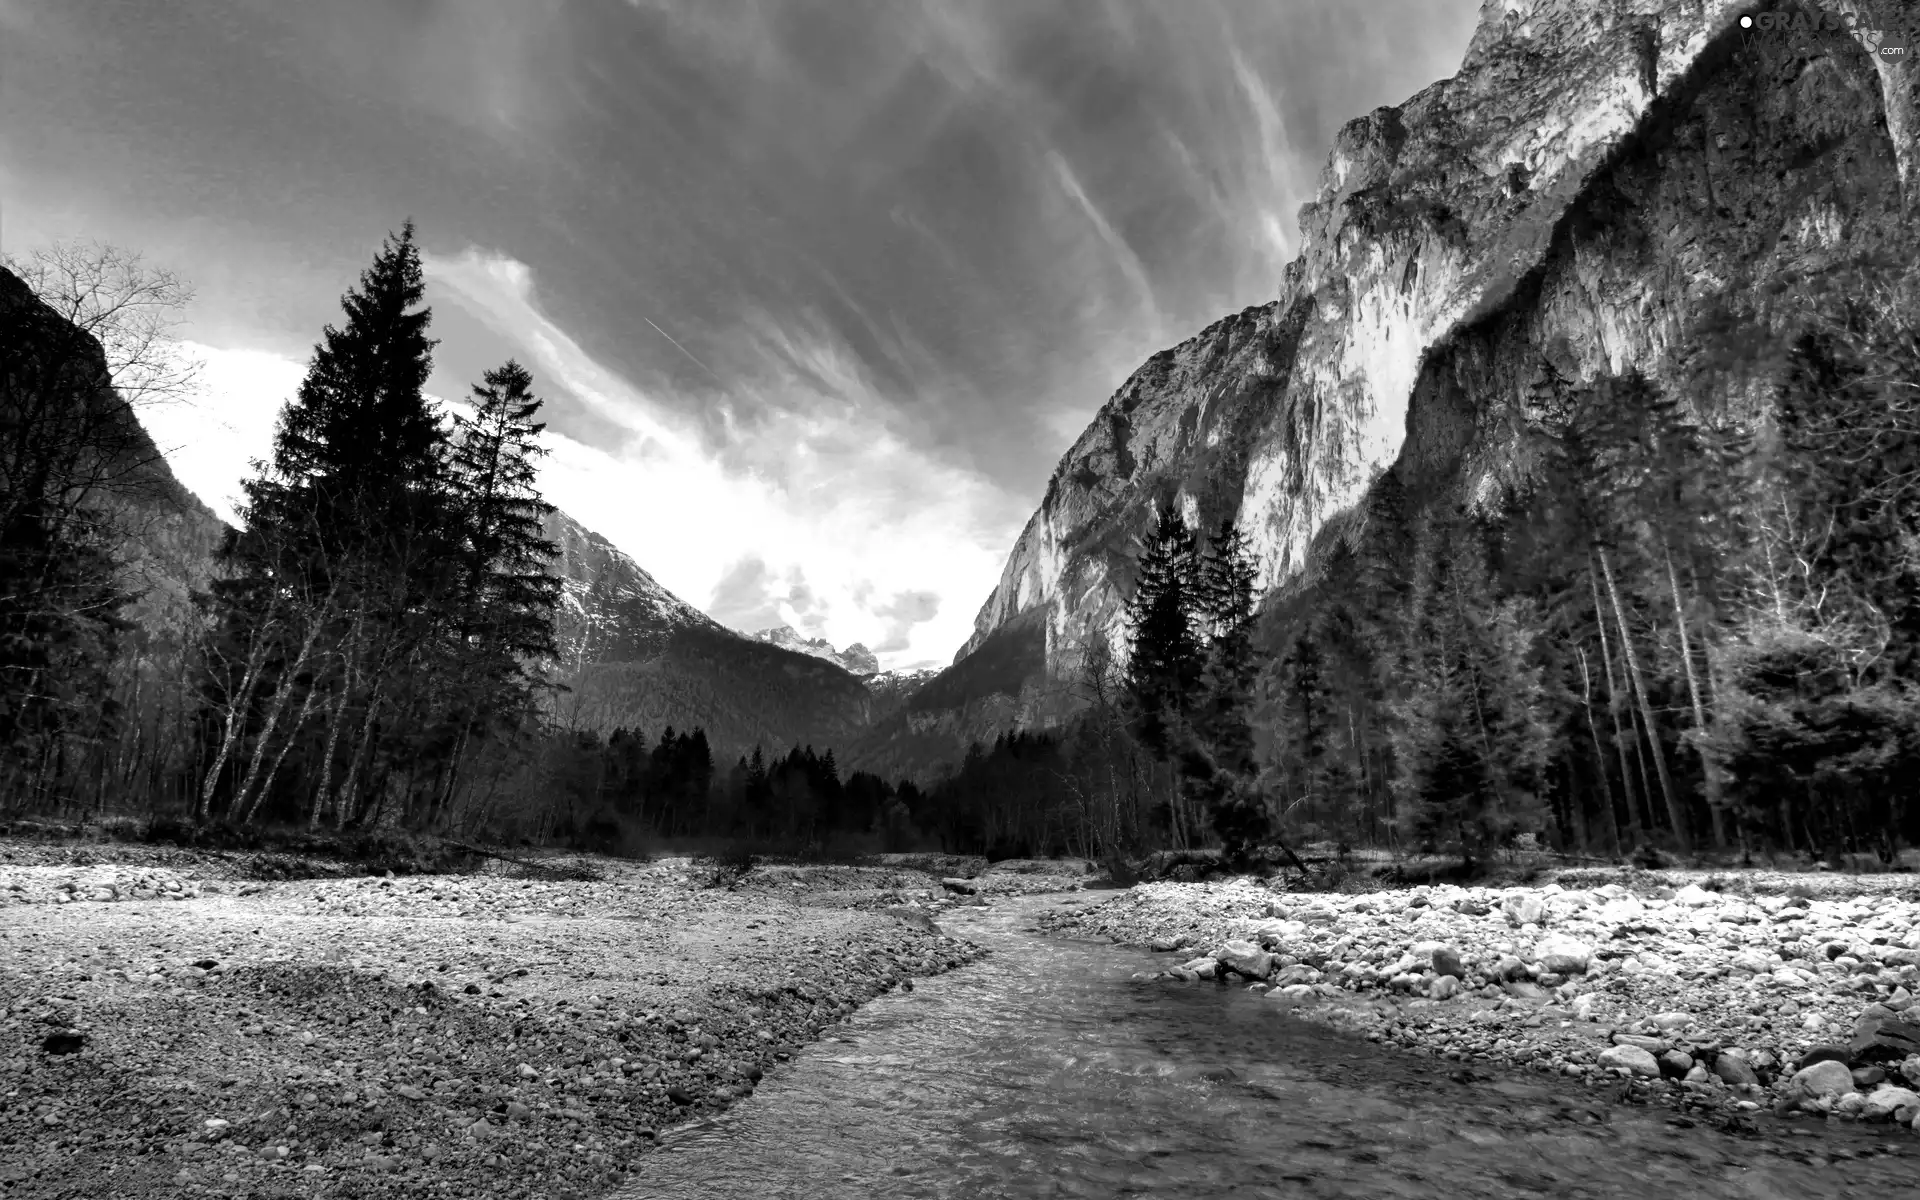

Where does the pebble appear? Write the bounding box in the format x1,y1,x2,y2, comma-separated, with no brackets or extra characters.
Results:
1789,1059,1857,1103
1863,1086,1920,1123
1599,1045,1661,1077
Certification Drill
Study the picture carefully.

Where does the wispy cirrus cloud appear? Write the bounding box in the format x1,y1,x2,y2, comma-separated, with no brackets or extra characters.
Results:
8,0,1480,664
425,245,1012,669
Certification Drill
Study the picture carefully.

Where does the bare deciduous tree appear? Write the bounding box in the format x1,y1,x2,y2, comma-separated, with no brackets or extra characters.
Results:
3,241,203,412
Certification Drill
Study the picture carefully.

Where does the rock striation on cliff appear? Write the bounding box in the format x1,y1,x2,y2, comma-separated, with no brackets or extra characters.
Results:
951,0,1917,702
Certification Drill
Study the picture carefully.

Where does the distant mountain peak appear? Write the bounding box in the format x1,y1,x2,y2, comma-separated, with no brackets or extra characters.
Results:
749,625,880,677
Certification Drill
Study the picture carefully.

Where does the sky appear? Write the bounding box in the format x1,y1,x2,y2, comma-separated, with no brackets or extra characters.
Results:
1,0,1478,670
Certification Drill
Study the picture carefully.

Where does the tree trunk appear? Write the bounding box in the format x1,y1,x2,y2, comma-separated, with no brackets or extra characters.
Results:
198,608,281,822
311,676,352,831
1599,548,1689,852
337,677,388,828
1576,647,1625,857
427,719,475,833
1663,547,1725,849
235,604,331,824
312,611,366,830
1589,565,1645,848
243,673,325,825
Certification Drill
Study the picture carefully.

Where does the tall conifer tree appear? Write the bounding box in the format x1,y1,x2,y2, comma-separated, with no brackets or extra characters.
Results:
447,359,562,675
201,221,450,826
1123,499,1203,757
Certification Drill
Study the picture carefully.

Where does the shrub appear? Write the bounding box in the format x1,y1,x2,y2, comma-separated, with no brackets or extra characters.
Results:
692,841,756,889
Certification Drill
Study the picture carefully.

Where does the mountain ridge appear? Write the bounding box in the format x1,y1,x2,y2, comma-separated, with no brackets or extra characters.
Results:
747,625,880,677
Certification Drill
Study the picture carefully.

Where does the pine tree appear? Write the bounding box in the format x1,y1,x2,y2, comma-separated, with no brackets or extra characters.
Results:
1274,630,1337,832
201,221,450,827
431,357,564,802
447,359,562,667
1123,499,1203,758
246,220,443,563
1188,518,1271,862
744,745,771,838
1387,518,1551,865
1196,517,1257,642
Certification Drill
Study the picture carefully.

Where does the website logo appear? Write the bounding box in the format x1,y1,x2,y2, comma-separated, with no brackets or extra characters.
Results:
1738,8,1912,61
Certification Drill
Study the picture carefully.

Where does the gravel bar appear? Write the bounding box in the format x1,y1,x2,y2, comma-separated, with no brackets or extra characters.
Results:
0,848,986,1198
1040,869,1920,1134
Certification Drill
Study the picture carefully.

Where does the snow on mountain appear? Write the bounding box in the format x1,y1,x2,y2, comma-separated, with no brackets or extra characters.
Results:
543,509,726,664
748,625,880,677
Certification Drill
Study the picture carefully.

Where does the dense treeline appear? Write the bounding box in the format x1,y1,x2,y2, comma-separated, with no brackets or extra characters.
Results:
505,727,923,853
1238,253,1920,867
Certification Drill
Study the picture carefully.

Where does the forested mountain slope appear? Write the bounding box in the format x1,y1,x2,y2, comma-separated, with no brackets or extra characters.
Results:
539,510,878,759
867,0,1919,800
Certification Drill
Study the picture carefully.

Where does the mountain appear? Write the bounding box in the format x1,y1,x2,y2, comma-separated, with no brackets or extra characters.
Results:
544,510,727,661
843,606,1070,782
748,625,880,677
545,526,946,758
0,265,229,658
854,0,1919,778
538,510,878,758
863,667,940,710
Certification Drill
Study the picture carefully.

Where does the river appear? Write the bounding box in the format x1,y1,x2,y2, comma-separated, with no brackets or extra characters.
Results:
617,893,1917,1198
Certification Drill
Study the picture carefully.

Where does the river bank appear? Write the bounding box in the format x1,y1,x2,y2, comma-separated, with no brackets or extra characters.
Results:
622,890,1920,1199
1038,868,1920,1134
0,843,1004,1199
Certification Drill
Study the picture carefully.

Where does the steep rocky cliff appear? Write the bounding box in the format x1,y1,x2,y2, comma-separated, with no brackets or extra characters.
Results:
905,0,1917,774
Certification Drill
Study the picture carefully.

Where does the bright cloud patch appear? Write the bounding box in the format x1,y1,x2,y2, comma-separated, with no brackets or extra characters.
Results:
153,251,1005,669
139,342,306,525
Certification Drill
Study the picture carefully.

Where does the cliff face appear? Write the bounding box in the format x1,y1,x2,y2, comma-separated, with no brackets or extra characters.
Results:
954,0,1917,691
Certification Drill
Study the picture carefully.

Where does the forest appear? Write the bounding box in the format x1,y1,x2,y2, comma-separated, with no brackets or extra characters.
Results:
2,227,1918,873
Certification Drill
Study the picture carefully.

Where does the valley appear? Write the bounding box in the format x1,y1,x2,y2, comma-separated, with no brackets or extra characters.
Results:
5,1,1920,1196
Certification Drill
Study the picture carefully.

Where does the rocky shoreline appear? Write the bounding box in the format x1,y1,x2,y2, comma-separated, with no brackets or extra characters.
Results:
0,845,1019,1199
1038,869,1920,1135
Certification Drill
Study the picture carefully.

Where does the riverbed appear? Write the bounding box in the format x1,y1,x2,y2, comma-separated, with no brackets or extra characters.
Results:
623,894,1919,1199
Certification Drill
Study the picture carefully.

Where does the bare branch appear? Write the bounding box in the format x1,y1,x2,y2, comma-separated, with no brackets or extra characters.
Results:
4,240,204,412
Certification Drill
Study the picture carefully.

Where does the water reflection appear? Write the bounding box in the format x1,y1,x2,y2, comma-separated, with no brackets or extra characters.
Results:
619,896,1916,1199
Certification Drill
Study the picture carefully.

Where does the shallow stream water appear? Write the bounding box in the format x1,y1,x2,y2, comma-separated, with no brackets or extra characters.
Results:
618,894,1917,1199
